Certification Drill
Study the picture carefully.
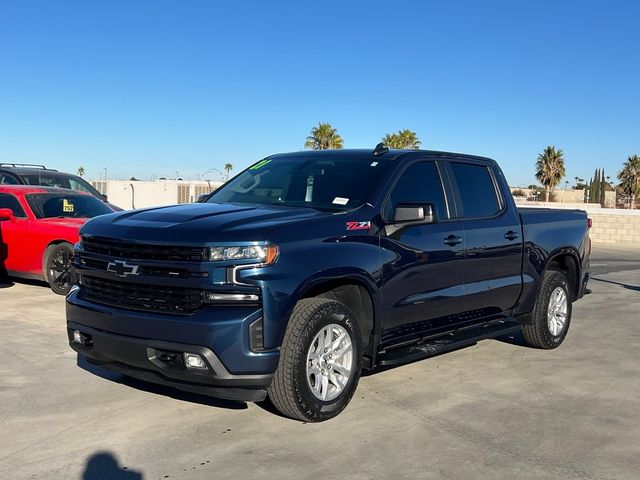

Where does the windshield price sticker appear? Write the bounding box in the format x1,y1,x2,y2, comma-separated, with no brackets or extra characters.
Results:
333,197,349,205
62,199,75,213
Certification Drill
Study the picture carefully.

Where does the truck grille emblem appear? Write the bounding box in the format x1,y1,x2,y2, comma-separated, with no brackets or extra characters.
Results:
107,259,140,278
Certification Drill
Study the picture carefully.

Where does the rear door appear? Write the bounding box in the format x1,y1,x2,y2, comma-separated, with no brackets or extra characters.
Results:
447,161,523,317
380,160,466,345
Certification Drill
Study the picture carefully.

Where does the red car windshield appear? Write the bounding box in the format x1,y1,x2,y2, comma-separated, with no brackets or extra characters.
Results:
25,193,113,219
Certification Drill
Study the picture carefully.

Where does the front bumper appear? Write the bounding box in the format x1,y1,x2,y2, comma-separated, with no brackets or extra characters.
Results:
66,290,279,402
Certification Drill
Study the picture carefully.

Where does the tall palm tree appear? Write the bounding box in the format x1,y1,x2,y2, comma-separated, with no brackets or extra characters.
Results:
304,123,343,150
618,154,640,209
224,163,233,179
535,146,566,201
77,166,85,177
381,129,421,149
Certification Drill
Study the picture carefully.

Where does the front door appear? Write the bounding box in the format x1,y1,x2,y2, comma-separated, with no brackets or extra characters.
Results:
0,193,31,274
380,161,466,346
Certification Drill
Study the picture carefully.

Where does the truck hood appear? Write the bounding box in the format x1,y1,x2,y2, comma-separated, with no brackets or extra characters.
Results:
80,202,337,244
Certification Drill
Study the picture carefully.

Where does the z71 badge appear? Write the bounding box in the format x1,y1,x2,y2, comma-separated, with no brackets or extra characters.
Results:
346,221,371,231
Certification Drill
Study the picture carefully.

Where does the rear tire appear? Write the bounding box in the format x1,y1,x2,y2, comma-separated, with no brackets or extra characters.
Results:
268,298,363,422
522,270,572,349
43,243,73,295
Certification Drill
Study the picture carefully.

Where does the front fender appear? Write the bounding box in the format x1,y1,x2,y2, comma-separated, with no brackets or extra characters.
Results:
238,236,382,350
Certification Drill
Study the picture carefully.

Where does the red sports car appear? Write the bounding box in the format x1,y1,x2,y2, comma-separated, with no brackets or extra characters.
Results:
0,185,116,294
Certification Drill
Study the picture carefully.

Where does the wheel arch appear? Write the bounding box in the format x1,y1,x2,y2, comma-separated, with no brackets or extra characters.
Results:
294,273,380,363
544,249,581,300
41,239,74,277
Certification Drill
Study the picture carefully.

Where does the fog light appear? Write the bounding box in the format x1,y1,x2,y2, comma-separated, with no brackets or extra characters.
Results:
204,292,259,303
183,352,208,370
73,330,82,344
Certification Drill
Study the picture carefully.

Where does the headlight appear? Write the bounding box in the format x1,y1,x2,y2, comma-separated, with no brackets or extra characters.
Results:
208,245,279,264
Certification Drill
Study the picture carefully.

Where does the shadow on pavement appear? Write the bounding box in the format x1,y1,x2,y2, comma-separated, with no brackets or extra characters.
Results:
590,276,640,292
82,452,142,480
495,329,528,347
78,356,248,411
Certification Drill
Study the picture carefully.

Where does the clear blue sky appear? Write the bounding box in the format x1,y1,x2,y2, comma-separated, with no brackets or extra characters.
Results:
1,0,638,186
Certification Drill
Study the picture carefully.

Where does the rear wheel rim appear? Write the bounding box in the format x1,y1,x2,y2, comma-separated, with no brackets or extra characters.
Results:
547,286,568,336
49,248,71,292
306,324,353,401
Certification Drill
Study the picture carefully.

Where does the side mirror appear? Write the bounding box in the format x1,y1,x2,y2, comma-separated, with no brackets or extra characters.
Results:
0,208,15,222
101,194,108,201
393,203,435,223
386,203,435,236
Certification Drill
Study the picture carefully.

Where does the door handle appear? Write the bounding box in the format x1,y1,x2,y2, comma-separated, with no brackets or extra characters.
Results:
443,235,463,246
504,230,520,241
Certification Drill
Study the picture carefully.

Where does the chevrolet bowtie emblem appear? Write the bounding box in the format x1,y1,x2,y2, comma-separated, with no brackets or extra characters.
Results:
107,259,140,278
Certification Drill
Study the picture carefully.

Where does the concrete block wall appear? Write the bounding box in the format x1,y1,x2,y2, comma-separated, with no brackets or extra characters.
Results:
588,211,640,246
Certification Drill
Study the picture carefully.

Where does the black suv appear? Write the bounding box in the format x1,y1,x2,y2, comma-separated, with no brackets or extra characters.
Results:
0,164,121,210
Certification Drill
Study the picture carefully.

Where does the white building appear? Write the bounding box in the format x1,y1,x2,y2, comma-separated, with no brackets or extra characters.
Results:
91,179,225,210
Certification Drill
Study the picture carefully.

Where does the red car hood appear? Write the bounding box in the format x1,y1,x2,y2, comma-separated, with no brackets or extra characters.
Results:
38,217,90,229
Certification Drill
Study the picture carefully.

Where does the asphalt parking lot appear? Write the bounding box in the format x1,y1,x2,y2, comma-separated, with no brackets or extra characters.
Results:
1,245,639,480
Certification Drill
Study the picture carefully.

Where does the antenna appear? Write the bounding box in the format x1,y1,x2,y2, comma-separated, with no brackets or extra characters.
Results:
373,142,389,156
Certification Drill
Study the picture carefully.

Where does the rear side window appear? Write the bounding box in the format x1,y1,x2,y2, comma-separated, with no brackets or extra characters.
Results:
0,173,20,185
385,162,448,220
22,174,71,189
0,193,27,217
450,163,501,218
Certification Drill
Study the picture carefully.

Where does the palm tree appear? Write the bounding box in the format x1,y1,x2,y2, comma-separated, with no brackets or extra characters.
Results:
618,154,640,209
304,123,343,150
381,129,421,149
535,146,566,201
77,166,85,177
224,163,233,179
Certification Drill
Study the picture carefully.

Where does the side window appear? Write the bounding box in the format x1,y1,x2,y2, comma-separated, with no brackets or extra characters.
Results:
0,193,27,217
450,163,501,218
68,178,92,193
0,173,20,185
385,162,447,220
23,175,71,189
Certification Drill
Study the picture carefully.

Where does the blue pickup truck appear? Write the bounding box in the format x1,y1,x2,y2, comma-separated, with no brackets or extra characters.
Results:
66,146,591,421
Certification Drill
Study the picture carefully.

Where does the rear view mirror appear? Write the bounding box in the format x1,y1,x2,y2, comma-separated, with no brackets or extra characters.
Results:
0,208,15,222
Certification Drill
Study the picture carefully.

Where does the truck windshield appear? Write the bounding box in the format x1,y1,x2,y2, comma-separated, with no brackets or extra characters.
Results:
207,156,393,211
26,193,113,219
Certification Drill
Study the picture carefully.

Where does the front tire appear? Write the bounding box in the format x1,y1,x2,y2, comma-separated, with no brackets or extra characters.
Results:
43,243,73,295
522,270,572,349
268,298,363,422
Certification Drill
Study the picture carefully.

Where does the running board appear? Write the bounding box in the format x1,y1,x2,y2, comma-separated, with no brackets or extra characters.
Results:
377,321,522,367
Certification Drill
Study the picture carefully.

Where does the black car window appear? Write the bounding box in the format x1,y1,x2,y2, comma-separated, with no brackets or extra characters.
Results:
0,193,28,217
449,162,501,218
22,174,71,189
385,161,448,221
68,177,102,196
0,173,21,185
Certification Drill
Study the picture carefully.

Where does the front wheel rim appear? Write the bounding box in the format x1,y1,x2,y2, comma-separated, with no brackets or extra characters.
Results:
49,249,71,291
547,286,568,336
306,324,353,402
